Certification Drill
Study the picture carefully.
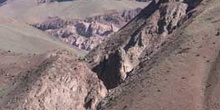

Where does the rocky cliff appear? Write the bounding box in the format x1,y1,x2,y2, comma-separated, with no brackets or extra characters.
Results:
85,0,200,89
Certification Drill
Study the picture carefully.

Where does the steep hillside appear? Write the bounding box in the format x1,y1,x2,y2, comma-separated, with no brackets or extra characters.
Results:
0,1,148,110
90,0,220,109
0,11,101,109
85,0,197,89
0,50,107,110
0,0,220,110
0,13,85,55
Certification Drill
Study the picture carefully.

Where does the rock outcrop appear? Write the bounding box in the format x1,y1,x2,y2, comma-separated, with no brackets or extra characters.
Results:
98,0,220,109
0,50,107,110
85,0,200,89
91,48,133,89
33,8,142,51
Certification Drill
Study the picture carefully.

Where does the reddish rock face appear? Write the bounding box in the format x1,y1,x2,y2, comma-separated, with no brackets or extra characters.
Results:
33,8,142,51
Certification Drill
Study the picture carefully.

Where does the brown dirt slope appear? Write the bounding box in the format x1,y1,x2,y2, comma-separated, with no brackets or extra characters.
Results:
0,13,86,55
99,0,220,110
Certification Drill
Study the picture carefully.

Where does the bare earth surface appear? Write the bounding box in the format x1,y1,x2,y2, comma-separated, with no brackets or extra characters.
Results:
0,0,220,110
100,0,220,110
0,51,46,104
0,12,86,55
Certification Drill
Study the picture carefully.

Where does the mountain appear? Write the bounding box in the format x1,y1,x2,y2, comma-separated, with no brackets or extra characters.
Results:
85,0,220,110
1,0,220,110
85,0,191,89
0,0,146,110
0,0,149,51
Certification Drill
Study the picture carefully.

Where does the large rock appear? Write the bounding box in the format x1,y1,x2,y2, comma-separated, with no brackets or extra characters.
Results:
92,48,133,89
158,1,188,35
0,50,107,110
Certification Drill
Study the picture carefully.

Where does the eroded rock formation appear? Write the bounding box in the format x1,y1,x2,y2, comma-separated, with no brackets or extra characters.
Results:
33,8,142,51
0,50,107,110
85,0,200,89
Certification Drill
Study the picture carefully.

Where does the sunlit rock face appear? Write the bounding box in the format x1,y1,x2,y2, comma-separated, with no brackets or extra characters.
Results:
33,8,142,51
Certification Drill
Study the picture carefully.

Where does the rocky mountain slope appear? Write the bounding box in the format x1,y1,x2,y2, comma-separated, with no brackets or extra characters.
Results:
84,0,220,110
0,50,107,110
0,1,147,110
0,0,220,110
85,0,192,89
0,12,102,109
